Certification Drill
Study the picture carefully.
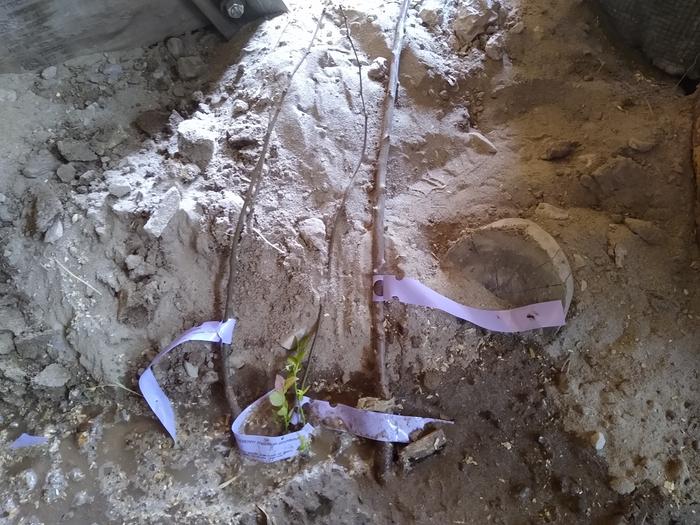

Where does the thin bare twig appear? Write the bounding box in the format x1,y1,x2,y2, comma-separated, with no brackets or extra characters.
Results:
371,0,411,483
256,504,275,525
88,382,142,397
301,4,370,390
53,258,102,296
327,6,369,274
219,4,328,419
373,0,411,395
252,227,285,255
218,475,237,489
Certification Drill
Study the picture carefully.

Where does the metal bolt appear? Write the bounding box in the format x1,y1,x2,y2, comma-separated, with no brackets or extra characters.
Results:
221,0,245,19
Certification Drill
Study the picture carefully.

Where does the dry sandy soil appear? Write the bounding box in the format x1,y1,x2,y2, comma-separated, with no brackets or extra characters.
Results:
0,0,698,523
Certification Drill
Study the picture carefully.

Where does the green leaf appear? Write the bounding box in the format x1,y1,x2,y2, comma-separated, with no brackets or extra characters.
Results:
277,406,288,417
284,376,296,391
269,391,286,407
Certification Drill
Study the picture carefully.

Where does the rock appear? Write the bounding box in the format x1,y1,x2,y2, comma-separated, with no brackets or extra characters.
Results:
535,202,570,220
607,224,633,269
628,137,656,153
589,431,606,450
169,110,185,129
21,469,38,491
612,244,626,268
624,218,665,245
167,37,185,58
510,21,525,34
298,217,327,252
108,181,132,198
0,360,26,382
67,468,84,482
317,51,337,68
14,332,56,360
452,0,497,44
78,169,98,185
485,33,505,60
541,140,577,160
589,157,647,204
144,187,181,238
72,490,92,507
56,163,76,183
0,193,10,222
367,57,388,81
399,429,447,469
102,63,123,80
177,119,216,168
609,476,635,495
124,254,154,278
232,99,249,115
41,66,57,80
572,253,587,269
227,127,261,149
202,370,219,384
92,126,128,152
419,7,443,27
57,140,98,162
177,56,205,80
467,131,497,154
23,150,60,179
30,186,63,234
0,332,14,355
183,360,199,379
33,363,70,389
44,219,64,243
512,484,531,502
124,254,143,271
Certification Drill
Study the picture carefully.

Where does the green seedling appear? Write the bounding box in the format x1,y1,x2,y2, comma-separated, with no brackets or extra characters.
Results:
269,332,312,432
298,434,310,454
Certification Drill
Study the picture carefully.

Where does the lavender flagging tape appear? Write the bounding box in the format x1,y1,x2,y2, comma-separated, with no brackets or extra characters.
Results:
231,394,316,463
308,399,448,442
142,320,451,462
10,433,49,449
231,394,452,463
373,275,566,333
138,319,236,441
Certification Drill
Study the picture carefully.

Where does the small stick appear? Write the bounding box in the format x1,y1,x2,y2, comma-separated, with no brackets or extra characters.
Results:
256,504,275,525
371,0,411,483
218,475,237,489
219,4,328,419
301,4,370,388
326,6,370,274
88,382,142,397
53,258,102,296
252,227,285,255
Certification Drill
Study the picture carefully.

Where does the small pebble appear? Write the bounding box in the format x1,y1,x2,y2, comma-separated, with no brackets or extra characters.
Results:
41,66,57,80
590,431,606,450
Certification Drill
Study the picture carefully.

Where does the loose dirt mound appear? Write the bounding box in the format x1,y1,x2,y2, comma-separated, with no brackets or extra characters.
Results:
0,0,698,523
